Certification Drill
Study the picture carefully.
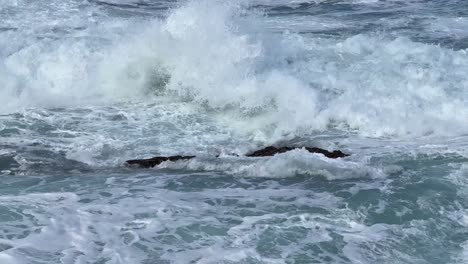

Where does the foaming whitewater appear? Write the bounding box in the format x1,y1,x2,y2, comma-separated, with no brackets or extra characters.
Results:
1,0,468,263
2,0,468,138
99,1,468,138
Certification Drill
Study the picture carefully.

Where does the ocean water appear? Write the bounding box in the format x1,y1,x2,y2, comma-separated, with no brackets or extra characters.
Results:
1,0,468,263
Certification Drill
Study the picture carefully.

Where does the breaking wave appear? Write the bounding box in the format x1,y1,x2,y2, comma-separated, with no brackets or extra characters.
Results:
1,0,468,138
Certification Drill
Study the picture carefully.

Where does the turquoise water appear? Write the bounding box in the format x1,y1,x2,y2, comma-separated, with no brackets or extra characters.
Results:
1,0,468,263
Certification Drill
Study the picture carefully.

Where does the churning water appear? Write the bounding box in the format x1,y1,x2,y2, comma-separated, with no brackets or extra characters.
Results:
1,0,468,263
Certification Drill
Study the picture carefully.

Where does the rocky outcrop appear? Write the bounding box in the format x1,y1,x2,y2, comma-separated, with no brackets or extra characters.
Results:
245,146,349,159
125,146,348,168
126,155,195,168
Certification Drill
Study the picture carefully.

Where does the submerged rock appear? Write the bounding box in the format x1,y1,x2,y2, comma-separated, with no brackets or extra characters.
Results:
126,155,195,168
125,146,349,168
245,146,349,159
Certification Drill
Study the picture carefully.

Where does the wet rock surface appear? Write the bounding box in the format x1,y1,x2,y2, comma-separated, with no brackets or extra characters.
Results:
245,146,349,159
125,146,349,168
126,155,196,168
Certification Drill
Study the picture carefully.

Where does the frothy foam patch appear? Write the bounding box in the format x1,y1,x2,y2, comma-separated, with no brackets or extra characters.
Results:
160,149,386,179
428,17,468,39
0,180,347,263
447,163,468,264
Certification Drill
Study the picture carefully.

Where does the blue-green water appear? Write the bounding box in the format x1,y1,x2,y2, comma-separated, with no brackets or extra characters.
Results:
1,0,468,263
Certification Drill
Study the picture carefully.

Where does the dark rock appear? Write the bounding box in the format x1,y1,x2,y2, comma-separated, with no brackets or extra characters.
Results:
126,146,349,168
245,146,349,159
125,155,195,168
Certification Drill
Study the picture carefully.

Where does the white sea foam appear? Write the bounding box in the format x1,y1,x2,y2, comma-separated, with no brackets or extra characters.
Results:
1,0,468,139
160,148,386,179
428,17,468,39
